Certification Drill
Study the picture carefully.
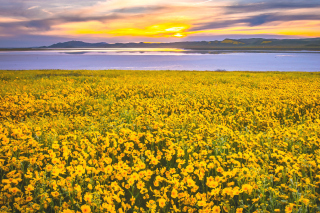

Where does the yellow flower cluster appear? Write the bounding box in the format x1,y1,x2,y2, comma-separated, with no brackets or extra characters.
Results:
0,70,320,213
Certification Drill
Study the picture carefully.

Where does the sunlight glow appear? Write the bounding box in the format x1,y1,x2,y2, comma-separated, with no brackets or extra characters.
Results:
173,33,184,37
75,23,191,38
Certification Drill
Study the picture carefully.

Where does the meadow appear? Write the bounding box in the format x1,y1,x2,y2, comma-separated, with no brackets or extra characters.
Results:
0,70,320,213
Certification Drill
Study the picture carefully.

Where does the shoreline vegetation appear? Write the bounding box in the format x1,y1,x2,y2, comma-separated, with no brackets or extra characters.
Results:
1,70,320,213
1,38,320,51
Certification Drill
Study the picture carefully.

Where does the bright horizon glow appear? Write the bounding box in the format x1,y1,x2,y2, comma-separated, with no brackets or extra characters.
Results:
75,23,191,38
0,0,320,47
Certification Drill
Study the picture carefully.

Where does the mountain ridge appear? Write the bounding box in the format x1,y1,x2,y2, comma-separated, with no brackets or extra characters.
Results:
41,38,320,50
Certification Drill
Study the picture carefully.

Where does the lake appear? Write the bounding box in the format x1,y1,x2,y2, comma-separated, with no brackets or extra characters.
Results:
0,48,319,71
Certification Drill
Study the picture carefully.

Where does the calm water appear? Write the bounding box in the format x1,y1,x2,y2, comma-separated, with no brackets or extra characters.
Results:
0,48,319,71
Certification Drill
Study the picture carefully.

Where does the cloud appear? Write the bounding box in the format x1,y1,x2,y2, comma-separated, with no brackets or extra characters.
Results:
0,0,108,19
193,0,213,5
0,3,186,33
0,0,320,45
111,6,167,14
28,6,40,10
190,13,320,31
0,13,122,32
245,14,320,26
42,9,54,15
224,1,320,14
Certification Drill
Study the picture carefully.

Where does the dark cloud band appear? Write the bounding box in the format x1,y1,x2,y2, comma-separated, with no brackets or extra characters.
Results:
224,1,320,14
190,13,320,31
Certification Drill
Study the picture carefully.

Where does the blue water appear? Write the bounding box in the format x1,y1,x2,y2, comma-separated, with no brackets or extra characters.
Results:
0,48,319,71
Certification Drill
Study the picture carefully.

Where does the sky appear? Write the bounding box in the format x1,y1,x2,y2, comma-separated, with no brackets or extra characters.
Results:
0,0,320,47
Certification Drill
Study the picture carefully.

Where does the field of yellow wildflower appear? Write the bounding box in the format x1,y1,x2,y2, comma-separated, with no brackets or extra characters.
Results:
1,70,320,213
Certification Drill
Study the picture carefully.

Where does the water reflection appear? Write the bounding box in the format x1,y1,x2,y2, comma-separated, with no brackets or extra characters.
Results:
58,48,185,55
53,48,320,56
0,48,319,71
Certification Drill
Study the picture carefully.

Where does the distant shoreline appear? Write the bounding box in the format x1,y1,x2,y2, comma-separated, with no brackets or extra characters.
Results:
1,47,320,51
2,38,320,51
185,47,320,51
0,48,41,51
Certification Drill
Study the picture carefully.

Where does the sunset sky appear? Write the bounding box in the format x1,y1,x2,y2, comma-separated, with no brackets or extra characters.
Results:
1,0,320,47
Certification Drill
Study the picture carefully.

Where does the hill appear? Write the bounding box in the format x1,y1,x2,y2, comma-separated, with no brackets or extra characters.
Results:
40,37,320,50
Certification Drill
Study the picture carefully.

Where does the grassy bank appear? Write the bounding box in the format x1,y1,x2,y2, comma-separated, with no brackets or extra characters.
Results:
0,70,320,213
